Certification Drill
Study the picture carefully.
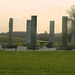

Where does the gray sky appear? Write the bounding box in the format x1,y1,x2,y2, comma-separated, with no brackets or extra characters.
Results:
0,0,75,33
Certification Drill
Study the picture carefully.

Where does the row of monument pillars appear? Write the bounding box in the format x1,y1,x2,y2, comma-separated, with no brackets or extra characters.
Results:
8,16,37,49
9,17,55,48
49,16,75,47
26,16,55,49
8,16,75,50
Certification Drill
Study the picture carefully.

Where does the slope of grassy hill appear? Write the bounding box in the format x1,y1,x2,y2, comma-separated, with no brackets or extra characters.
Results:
0,35,26,45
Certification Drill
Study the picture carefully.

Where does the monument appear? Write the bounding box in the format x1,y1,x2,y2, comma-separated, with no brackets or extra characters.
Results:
2,18,18,51
50,21,55,46
26,15,38,50
26,20,31,46
9,18,13,44
58,16,72,50
62,16,68,46
46,21,55,48
31,16,37,47
71,20,75,45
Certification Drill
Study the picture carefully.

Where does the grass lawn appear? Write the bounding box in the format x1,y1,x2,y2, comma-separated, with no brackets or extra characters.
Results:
0,51,75,75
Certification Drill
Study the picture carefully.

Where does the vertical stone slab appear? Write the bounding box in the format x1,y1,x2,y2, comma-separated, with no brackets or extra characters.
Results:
50,21,55,46
9,18,13,44
31,16,37,47
26,20,31,45
71,20,75,45
62,16,68,46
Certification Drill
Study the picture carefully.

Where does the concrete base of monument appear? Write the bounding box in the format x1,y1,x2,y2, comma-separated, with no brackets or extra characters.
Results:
57,45,73,50
2,44,18,51
27,45,39,50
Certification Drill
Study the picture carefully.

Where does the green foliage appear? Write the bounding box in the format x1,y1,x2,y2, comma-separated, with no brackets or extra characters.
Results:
55,42,62,46
37,42,49,46
55,42,72,46
0,51,75,75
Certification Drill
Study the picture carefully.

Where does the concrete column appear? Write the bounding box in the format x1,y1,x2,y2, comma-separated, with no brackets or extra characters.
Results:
50,21,55,46
71,20,75,45
62,16,68,46
31,16,37,47
26,20,31,45
9,18,13,44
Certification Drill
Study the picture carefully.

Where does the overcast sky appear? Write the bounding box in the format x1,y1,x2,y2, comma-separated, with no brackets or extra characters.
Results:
0,0,75,33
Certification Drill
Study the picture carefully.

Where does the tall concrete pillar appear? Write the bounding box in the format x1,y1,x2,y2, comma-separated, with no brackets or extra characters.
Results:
31,16,37,47
62,16,68,46
9,18,13,44
50,21,55,46
71,20,75,45
26,20,31,45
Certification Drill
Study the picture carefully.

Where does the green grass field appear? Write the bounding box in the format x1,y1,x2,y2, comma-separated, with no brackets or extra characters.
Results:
0,51,75,75
0,36,26,45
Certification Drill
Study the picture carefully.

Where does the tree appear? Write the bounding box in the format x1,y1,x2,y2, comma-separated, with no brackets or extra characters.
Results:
43,31,48,35
67,5,75,20
67,5,75,42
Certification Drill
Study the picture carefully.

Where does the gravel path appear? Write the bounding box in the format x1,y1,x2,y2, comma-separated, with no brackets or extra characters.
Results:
0,45,75,51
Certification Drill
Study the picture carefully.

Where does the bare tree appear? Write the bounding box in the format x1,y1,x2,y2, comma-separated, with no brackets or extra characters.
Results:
67,5,75,42
67,5,75,20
